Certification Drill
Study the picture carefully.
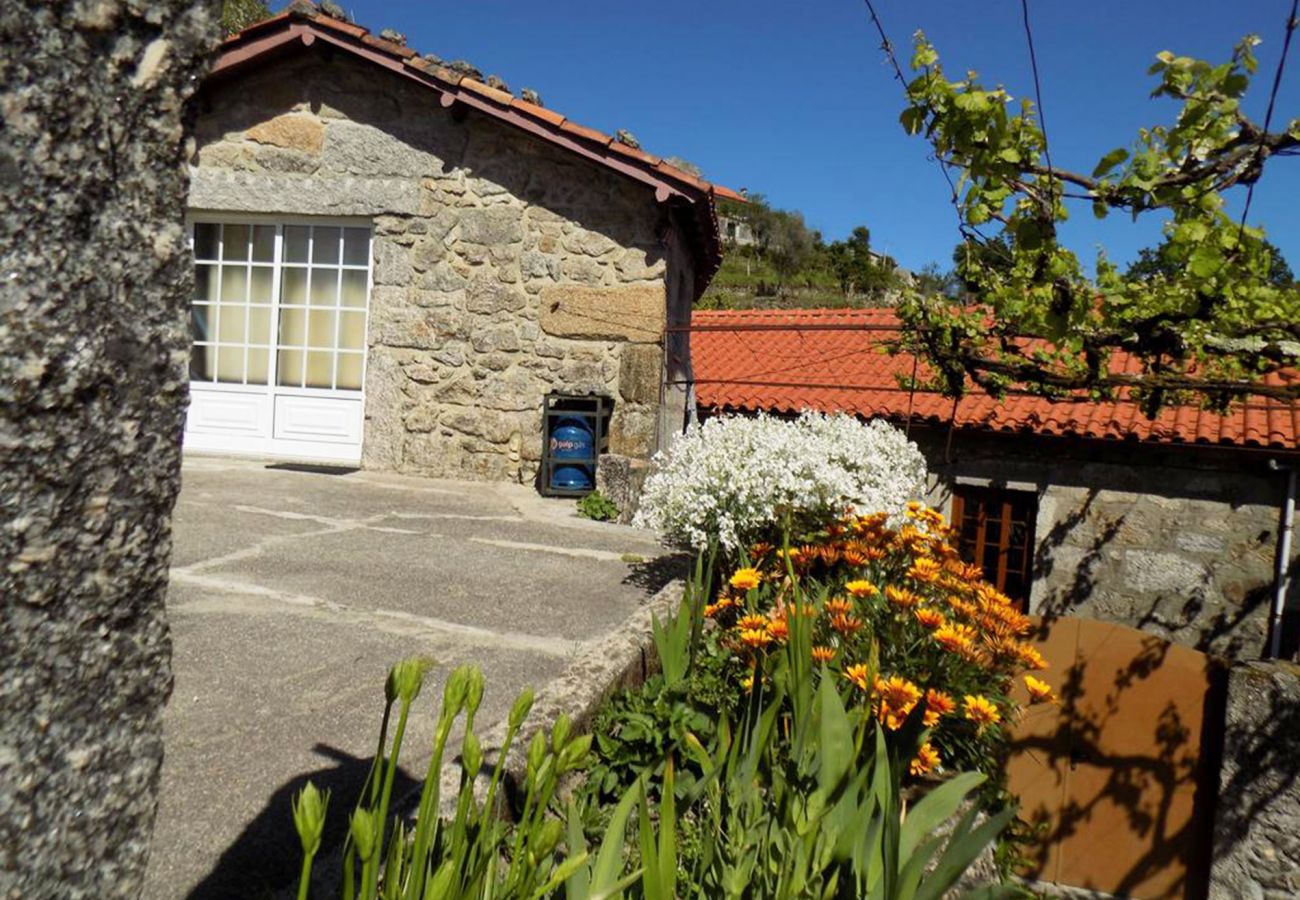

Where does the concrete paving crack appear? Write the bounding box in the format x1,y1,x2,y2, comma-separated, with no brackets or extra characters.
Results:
169,569,578,656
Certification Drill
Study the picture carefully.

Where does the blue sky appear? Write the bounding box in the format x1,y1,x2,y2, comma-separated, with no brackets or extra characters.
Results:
323,0,1299,274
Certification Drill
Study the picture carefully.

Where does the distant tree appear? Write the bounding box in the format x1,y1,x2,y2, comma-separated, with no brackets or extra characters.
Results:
914,262,960,299
1127,235,1295,287
827,227,874,295
222,0,270,35
767,211,815,293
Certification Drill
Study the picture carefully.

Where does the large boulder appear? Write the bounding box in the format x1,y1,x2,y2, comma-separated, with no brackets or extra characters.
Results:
0,3,218,896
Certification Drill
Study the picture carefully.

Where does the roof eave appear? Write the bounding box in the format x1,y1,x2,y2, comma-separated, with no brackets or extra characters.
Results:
207,14,726,298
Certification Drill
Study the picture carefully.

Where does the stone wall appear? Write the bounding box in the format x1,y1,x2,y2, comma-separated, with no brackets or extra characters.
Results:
190,48,689,483
1209,661,1300,899
917,429,1297,660
0,2,217,897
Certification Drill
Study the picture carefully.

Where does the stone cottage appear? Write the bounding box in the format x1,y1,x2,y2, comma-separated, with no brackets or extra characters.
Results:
691,307,1300,661
184,3,740,491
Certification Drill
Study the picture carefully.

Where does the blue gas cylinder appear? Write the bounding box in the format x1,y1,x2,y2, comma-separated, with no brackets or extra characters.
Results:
549,416,594,490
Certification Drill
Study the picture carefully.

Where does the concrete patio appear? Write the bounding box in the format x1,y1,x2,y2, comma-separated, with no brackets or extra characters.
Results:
144,455,676,900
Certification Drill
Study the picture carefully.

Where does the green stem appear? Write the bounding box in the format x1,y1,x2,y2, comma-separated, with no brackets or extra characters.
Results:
296,849,316,900
369,697,413,900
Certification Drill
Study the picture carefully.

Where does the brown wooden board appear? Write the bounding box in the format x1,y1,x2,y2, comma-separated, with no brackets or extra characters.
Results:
1007,616,1222,899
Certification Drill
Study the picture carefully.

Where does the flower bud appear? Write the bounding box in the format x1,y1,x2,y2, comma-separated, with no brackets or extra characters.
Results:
443,665,470,716
550,714,571,752
465,666,485,717
461,729,483,777
349,807,379,863
534,818,564,857
508,688,534,730
388,656,434,705
558,733,591,772
526,729,547,777
292,781,330,857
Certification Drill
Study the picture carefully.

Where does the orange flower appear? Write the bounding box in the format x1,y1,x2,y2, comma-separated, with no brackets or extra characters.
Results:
914,607,946,630
976,583,1013,609
841,547,870,566
909,741,941,776
830,613,864,636
844,663,872,691
1016,643,1049,671
933,624,977,654
766,615,789,642
738,628,772,649
963,695,1001,730
922,689,956,726
736,614,769,632
811,645,836,664
947,596,980,620
704,596,735,618
845,579,879,598
824,598,855,618
1025,675,1056,704
944,559,985,582
907,558,943,584
729,568,762,591
749,542,775,560
885,585,921,609
873,675,922,730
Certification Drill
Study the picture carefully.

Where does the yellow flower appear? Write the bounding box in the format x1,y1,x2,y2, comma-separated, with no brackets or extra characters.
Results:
948,597,980,620
922,688,955,726
741,674,755,693
1025,675,1056,704
933,624,977,654
906,557,943,584
1016,643,1049,671
811,645,836,664
963,694,1001,730
736,613,769,632
729,568,762,591
738,628,772,649
909,741,941,776
845,579,879,598
844,663,872,691
873,675,922,730
914,607,946,630
885,585,921,609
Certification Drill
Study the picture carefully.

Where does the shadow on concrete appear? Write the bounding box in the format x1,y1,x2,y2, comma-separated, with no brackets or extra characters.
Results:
185,744,417,900
623,551,690,596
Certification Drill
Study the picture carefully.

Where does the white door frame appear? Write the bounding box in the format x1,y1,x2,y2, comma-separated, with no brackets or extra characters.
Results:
183,212,374,464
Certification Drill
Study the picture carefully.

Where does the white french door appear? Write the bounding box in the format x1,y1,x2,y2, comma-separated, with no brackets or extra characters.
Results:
184,218,373,463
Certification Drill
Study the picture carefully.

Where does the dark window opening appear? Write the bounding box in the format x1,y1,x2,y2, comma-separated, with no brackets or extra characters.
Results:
950,485,1038,610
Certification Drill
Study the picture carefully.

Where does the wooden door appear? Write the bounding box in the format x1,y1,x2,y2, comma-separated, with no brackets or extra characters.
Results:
1007,617,1224,899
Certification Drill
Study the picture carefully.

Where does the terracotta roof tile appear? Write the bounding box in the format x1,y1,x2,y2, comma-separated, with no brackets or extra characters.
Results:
309,14,368,39
360,32,416,59
460,77,514,106
512,99,565,127
691,307,1299,451
608,140,663,167
559,119,613,146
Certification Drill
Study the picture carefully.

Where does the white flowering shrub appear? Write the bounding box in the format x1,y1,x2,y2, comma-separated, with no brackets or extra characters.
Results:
633,412,927,550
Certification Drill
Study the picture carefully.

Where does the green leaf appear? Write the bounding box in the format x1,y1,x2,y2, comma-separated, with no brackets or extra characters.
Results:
816,674,853,794
900,107,927,135
900,772,986,859
1091,147,1129,177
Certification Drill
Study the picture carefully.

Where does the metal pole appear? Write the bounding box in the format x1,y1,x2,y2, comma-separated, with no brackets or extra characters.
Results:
1268,460,1297,659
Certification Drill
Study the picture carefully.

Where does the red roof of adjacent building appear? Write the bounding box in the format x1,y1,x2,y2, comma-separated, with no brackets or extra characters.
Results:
690,307,1300,451
210,2,741,296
